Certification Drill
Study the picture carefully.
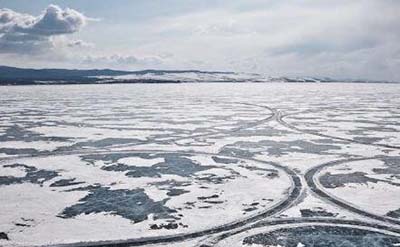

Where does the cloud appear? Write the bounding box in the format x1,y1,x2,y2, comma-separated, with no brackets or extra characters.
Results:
0,4,92,54
67,39,94,48
1,1,400,80
133,0,400,80
0,8,34,33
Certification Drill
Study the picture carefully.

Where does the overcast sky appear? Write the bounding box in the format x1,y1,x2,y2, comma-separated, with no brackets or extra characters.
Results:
0,0,399,80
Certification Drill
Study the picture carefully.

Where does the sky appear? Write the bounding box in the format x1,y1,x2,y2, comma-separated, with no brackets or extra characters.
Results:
0,0,399,81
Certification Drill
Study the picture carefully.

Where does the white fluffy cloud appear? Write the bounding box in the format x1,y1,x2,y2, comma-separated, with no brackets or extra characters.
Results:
0,4,91,54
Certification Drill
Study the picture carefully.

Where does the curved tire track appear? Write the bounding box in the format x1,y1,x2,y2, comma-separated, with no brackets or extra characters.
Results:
6,101,400,246
0,150,301,247
208,217,400,246
0,102,276,164
108,101,277,150
305,156,400,226
276,112,400,150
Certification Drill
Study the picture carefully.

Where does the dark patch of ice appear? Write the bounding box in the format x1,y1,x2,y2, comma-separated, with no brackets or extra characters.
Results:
50,178,85,187
387,208,400,219
0,148,40,156
300,208,338,217
166,188,190,197
220,139,341,157
102,154,217,178
243,225,400,247
59,187,176,222
211,156,239,164
319,171,400,188
0,163,59,186
0,232,9,240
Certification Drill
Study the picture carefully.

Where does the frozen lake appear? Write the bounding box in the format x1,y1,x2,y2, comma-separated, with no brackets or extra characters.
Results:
1,83,400,246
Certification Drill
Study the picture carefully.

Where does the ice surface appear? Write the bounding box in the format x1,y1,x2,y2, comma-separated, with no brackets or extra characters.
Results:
0,83,400,246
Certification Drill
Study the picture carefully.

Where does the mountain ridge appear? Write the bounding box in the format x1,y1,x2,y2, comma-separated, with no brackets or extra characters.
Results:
0,65,396,85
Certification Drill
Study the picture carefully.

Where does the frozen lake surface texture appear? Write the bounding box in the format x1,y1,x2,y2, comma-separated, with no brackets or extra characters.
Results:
1,83,400,247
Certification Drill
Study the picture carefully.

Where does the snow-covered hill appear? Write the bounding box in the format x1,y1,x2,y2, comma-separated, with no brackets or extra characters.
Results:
0,65,395,85
98,71,339,83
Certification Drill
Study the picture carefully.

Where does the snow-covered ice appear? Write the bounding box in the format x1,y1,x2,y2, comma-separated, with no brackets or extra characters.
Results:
1,83,400,246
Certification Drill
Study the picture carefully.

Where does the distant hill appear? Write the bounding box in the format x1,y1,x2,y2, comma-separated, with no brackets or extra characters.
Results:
0,65,395,85
0,66,238,85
